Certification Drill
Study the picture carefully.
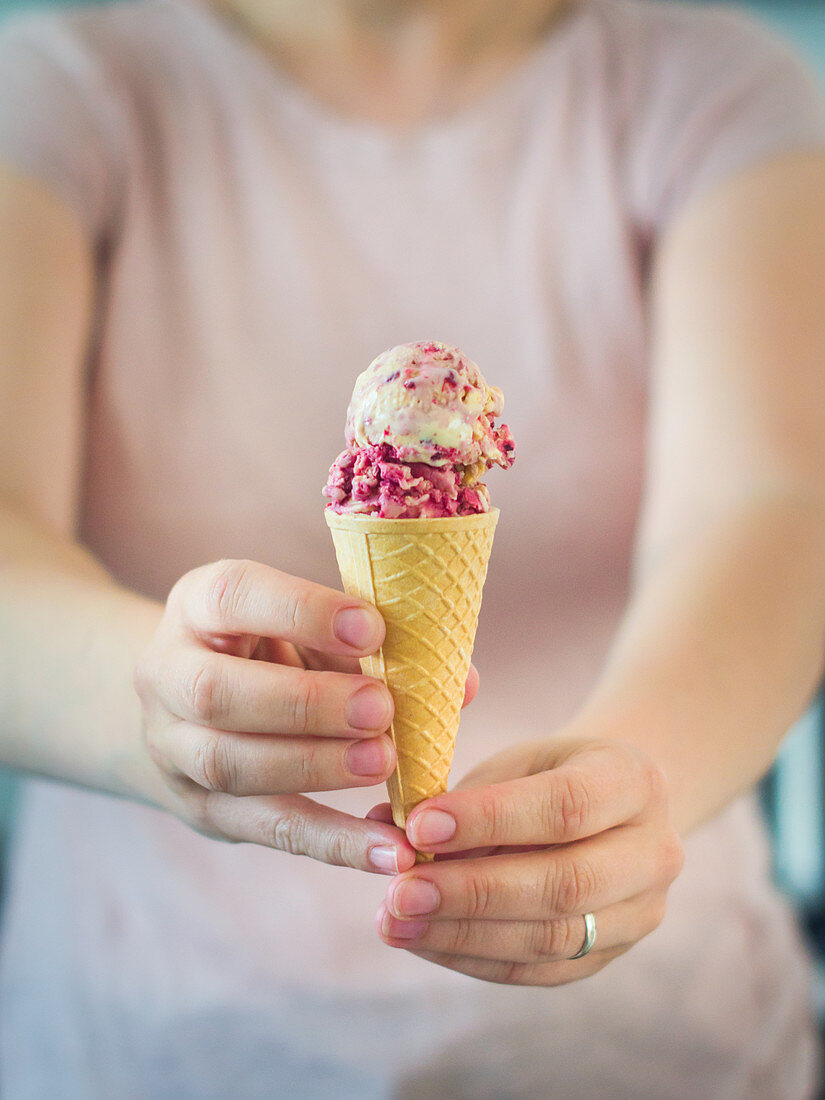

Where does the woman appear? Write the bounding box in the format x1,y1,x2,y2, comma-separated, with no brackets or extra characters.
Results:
1,0,824,1094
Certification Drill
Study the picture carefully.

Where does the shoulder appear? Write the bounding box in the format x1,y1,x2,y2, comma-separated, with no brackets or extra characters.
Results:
554,0,823,139
0,0,193,44
570,0,825,229
573,0,820,121
0,0,206,238
0,0,208,87
585,0,805,64
0,0,242,159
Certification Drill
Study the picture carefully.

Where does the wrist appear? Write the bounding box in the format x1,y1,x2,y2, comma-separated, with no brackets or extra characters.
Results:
96,590,171,810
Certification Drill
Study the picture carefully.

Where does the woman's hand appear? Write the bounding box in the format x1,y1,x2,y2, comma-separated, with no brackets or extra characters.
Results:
373,736,684,983
134,558,422,873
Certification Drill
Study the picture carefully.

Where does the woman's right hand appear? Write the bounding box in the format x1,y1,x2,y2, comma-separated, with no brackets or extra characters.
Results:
133,558,418,874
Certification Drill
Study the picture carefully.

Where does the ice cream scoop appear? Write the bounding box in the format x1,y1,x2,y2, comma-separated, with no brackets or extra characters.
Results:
324,341,514,517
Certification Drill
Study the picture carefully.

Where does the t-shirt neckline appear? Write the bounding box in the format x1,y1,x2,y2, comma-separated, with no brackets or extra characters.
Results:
169,0,590,147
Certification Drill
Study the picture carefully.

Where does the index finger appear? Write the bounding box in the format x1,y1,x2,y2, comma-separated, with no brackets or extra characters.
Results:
170,558,385,656
406,744,662,854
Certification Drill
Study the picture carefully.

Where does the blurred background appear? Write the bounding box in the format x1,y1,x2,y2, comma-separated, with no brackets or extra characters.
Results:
0,0,824,1000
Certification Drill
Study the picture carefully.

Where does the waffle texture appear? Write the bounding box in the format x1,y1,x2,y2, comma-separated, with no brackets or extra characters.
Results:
326,509,498,859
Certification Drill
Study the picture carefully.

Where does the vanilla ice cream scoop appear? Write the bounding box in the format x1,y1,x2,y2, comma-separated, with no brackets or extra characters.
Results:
346,342,510,468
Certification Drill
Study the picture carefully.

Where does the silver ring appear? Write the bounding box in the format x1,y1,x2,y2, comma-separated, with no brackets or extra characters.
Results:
569,912,597,960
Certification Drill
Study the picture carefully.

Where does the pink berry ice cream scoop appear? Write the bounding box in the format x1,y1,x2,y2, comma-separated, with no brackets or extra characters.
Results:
323,341,515,518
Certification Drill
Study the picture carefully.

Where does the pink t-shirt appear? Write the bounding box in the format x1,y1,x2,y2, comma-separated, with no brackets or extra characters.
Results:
1,0,825,1095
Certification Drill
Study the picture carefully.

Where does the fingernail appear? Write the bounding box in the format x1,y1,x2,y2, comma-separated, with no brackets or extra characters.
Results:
368,845,399,874
391,878,440,917
410,809,456,847
347,685,391,731
334,607,381,649
381,912,429,940
347,738,390,777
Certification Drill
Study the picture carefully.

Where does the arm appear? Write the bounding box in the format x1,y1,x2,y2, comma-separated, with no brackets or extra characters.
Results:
0,164,159,796
0,166,416,872
374,152,825,982
579,151,825,833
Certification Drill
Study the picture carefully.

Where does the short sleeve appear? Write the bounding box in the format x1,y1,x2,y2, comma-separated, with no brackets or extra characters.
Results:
0,10,126,240
624,5,825,232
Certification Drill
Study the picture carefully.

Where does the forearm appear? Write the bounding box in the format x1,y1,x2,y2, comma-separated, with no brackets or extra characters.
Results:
0,502,166,805
574,491,825,834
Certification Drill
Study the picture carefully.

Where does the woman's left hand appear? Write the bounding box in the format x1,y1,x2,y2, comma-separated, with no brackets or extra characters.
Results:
372,737,685,985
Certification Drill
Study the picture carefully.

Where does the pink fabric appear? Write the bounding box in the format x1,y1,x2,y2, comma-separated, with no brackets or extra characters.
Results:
1,0,824,1095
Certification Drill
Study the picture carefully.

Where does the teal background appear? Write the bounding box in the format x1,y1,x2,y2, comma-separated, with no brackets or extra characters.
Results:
0,0,823,877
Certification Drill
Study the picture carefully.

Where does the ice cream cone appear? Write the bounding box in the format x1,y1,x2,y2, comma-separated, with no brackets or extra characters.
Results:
325,509,499,862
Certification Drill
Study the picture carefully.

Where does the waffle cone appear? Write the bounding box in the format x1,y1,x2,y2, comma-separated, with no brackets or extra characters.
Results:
325,508,499,861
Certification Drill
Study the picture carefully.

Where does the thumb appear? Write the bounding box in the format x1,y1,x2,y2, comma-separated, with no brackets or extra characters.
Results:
451,737,548,791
